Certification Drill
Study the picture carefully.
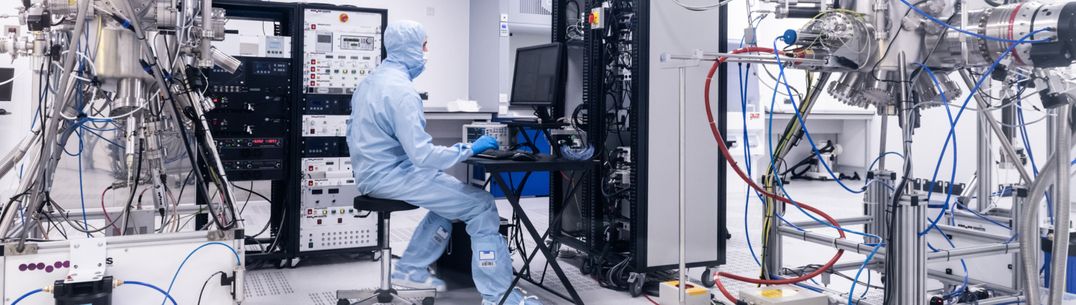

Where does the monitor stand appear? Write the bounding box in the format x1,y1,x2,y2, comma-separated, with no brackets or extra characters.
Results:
533,106,554,124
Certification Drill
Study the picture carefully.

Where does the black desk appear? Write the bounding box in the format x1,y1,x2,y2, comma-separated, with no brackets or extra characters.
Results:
464,157,594,305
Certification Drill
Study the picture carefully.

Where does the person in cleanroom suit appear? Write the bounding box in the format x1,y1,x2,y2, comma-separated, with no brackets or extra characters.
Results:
346,20,543,305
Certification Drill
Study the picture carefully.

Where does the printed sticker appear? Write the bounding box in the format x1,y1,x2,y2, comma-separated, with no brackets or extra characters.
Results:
434,227,449,243
479,250,496,268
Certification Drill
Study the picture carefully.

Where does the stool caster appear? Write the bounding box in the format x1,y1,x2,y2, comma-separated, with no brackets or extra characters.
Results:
422,297,435,305
337,299,351,305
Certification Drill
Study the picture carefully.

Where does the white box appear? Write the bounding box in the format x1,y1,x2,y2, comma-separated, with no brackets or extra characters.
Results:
738,285,828,305
658,281,710,305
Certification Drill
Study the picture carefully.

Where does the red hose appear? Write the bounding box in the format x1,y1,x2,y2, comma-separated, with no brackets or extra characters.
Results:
100,186,117,230
702,48,846,304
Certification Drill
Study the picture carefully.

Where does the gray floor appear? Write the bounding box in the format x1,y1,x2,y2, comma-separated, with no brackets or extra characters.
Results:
242,179,884,305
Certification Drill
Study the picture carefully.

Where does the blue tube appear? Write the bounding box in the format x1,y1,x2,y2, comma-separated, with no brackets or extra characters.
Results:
10,288,43,305
912,29,1051,235
737,37,763,267
1016,90,1054,224
766,39,881,240
767,40,885,305
77,129,90,237
897,0,1054,44
768,63,869,194
160,242,242,305
126,281,179,305
929,225,971,300
915,64,960,236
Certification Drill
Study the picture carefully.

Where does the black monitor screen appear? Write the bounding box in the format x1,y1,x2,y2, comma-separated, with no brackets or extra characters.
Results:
510,43,564,107
0,68,11,102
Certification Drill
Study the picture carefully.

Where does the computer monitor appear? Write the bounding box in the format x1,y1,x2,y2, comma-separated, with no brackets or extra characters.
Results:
510,42,565,109
0,68,12,102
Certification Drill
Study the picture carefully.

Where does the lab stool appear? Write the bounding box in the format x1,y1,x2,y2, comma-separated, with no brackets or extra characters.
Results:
337,196,437,305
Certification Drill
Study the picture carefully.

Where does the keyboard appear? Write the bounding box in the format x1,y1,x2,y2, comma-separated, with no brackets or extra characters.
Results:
476,150,517,159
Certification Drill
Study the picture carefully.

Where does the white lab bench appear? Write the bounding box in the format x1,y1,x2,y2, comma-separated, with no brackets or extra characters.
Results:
762,110,876,175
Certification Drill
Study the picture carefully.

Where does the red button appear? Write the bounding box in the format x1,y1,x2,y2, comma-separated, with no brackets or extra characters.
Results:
311,59,317,64
316,219,322,225
310,74,316,79
308,165,315,171
311,67,316,72
311,24,317,30
310,81,316,87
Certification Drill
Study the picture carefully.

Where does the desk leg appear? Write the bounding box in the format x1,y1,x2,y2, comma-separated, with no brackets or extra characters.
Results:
491,172,585,305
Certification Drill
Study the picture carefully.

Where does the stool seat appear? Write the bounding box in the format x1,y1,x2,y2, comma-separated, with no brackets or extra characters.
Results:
340,195,436,305
354,196,419,213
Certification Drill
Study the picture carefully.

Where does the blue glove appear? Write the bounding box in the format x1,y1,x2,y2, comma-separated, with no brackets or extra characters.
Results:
471,135,499,154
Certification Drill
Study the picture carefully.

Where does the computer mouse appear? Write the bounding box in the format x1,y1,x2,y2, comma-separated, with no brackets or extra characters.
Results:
511,152,537,161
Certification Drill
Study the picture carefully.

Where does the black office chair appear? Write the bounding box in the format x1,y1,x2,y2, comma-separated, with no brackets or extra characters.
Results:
337,196,436,305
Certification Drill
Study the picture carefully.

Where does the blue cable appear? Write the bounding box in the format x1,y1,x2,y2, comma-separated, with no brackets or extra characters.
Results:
1016,89,1054,223
766,41,875,194
916,64,960,236
848,244,883,305
10,288,43,305
767,39,886,305
767,39,883,239
911,29,1050,235
736,25,800,266
953,201,1012,230
929,225,971,300
897,0,1055,44
739,56,763,267
160,242,242,305
126,281,179,305
77,127,90,237
768,41,882,240
80,127,126,149
866,152,905,175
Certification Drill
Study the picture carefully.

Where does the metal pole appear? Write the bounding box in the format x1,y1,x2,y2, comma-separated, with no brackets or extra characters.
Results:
1048,104,1071,305
1011,185,1029,291
677,67,687,305
878,105,890,171
4,0,91,238
778,226,888,257
958,70,1034,183
977,102,994,212
888,193,927,305
865,170,893,245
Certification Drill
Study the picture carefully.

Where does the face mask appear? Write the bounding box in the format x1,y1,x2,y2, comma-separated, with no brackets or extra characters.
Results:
423,51,429,66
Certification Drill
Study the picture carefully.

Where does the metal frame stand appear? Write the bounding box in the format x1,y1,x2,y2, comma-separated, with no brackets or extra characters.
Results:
888,192,928,305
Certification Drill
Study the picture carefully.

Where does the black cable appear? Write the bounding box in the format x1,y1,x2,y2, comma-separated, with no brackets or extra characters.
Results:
231,182,274,238
121,139,146,235
175,169,195,204
232,182,264,215
870,0,928,84
195,271,226,305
